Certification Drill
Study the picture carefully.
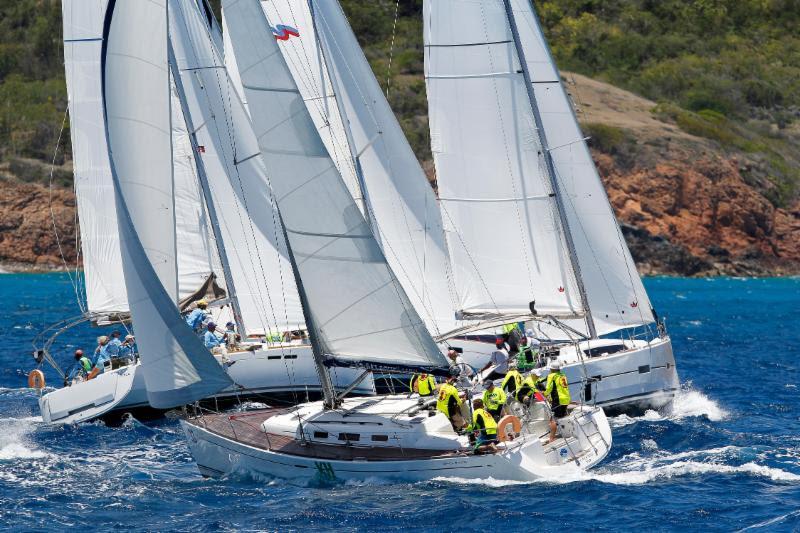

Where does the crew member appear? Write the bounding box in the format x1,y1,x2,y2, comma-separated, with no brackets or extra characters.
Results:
436,375,465,430
501,367,523,398
447,348,474,380
87,336,111,380
516,370,544,404
502,322,523,355
203,322,225,354
545,362,571,442
516,336,541,370
185,299,209,333
410,373,436,397
481,339,509,381
482,379,507,421
468,398,498,454
74,349,92,375
119,335,136,361
223,321,241,350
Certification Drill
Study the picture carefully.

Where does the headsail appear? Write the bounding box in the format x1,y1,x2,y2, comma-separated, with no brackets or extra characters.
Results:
169,0,305,336
103,0,232,407
222,0,448,373
508,0,654,334
423,0,583,319
311,0,460,337
62,0,127,316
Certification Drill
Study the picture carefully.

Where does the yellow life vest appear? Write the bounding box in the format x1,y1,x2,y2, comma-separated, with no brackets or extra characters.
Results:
412,374,436,396
501,369,522,394
436,383,461,416
471,408,497,436
545,371,571,405
502,323,520,334
482,387,507,411
517,374,542,400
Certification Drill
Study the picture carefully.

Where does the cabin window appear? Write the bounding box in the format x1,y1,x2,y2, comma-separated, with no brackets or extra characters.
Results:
371,435,389,442
283,354,298,359
584,344,626,358
267,355,282,360
638,365,651,374
338,433,360,442
313,431,328,439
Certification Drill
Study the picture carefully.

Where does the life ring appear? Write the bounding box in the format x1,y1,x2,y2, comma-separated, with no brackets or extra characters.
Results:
497,415,522,442
28,369,46,390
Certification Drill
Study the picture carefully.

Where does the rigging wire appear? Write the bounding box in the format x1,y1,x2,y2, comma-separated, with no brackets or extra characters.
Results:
47,107,85,314
384,0,401,98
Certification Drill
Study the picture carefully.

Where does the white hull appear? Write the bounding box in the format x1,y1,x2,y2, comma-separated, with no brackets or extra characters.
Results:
38,344,374,424
449,335,679,414
181,396,612,484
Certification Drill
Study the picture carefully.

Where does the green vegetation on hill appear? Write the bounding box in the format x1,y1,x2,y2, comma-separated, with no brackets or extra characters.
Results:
1,0,797,206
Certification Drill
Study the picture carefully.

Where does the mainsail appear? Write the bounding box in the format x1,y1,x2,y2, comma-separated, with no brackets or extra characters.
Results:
102,0,232,407
222,0,448,373
424,0,653,337
63,0,226,318
168,0,305,336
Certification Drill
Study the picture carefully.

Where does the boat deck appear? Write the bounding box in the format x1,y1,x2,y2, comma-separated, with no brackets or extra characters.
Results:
186,409,469,462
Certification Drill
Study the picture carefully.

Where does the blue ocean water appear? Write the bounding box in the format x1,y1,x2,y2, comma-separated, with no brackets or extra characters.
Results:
0,274,798,531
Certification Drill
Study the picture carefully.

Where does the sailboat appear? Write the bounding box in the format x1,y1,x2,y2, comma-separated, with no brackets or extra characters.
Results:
421,0,680,412
175,0,611,483
32,0,373,425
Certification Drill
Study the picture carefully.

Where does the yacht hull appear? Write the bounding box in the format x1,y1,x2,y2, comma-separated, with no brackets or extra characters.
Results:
180,400,612,484
38,344,375,424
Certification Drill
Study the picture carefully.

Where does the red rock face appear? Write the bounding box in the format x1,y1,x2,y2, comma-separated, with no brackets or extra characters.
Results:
0,179,78,270
598,148,799,276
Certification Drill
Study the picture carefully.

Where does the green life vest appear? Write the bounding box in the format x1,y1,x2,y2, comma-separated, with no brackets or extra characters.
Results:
482,387,507,411
411,374,436,396
79,356,92,373
437,383,461,417
545,371,571,406
471,408,497,436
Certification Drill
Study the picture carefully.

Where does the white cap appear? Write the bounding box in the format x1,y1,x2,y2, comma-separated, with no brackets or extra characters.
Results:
549,361,561,371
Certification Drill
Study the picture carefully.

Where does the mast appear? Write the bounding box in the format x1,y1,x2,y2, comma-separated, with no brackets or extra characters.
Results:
167,40,247,336
307,0,373,229
501,0,597,339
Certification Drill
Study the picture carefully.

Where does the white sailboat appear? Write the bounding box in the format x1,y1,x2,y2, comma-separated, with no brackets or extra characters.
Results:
33,0,373,425
179,0,611,483
422,0,679,412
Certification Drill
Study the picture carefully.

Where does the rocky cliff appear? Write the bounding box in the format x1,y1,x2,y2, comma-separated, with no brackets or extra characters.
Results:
0,74,797,276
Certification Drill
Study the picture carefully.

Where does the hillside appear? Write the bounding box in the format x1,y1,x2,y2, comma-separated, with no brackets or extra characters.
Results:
0,0,797,275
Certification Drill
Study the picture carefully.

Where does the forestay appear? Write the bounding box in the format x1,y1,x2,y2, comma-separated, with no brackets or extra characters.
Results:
312,0,459,337
223,0,448,372
508,0,654,335
424,0,582,319
62,0,127,316
103,0,232,407
169,0,305,336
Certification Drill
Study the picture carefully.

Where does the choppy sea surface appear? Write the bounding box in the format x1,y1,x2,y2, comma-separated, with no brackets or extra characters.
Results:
0,274,798,531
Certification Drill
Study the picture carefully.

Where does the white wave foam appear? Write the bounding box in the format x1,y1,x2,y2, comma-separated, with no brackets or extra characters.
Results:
609,386,728,428
0,416,49,461
589,460,800,485
431,476,532,487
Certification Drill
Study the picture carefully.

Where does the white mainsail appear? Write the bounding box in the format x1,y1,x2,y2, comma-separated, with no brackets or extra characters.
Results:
223,0,447,371
62,0,126,316
311,0,460,337
424,0,583,320
63,0,225,317
103,0,232,407
508,0,654,334
169,0,305,335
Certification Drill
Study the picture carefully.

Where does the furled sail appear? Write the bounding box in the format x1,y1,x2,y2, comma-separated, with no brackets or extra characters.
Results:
223,0,448,372
103,0,232,407
423,0,583,319
62,0,127,316
169,0,305,336
311,0,460,337
507,0,654,334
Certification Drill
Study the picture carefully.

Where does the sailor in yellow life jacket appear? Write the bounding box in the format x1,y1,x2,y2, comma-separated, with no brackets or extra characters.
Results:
410,373,436,396
467,398,498,453
501,368,523,397
437,375,465,430
482,379,507,421
516,370,544,404
545,362,571,442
